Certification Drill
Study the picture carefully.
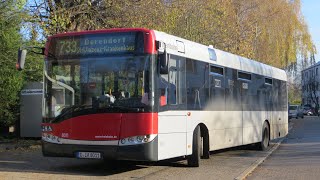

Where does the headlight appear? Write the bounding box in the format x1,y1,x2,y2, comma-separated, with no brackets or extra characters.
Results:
119,134,157,146
136,136,144,142
128,137,135,143
42,133,61,144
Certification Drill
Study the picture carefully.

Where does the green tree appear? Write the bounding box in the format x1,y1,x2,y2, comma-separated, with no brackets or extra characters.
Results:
0,0,26,127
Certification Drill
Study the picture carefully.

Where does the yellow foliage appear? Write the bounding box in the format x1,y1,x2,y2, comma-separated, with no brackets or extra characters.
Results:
34,0,314,68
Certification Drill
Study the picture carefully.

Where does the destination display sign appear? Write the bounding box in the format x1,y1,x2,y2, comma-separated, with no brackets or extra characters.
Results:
49,32,144,59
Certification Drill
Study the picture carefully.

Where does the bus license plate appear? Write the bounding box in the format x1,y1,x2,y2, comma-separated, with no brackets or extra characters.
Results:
76,152,101,159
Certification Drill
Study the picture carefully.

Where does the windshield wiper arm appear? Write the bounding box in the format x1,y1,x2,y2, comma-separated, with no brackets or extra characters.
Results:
109,105,144,112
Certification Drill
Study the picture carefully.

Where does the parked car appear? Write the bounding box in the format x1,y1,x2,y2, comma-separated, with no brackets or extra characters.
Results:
302,105,315,116
289,105,304,119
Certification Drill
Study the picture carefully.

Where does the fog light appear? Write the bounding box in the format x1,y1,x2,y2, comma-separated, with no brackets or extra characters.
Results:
137,136,144,142
128,137,134,143
121,139,126,144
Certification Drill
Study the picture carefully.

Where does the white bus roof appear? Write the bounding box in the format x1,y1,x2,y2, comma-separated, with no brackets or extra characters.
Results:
153,30,287,82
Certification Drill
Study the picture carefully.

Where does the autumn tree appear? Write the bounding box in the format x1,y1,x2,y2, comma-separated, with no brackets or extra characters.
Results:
27,0,315,69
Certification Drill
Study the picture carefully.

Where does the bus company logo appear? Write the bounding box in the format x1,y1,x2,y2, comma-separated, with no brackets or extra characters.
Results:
95,135,118,139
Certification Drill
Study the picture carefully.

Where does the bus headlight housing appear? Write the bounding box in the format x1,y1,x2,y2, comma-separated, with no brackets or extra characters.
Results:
119,134,157,146
42,133,61,144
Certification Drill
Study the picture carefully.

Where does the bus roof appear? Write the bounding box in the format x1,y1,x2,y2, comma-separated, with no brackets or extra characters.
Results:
46,28,286,82
153,30,287,82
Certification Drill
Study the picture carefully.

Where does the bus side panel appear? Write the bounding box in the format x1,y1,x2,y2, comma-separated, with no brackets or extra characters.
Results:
186,111,242,152
271,111,288,139
211,111,242,150
271,79,288,140
242,111,264,145
158,111,187,160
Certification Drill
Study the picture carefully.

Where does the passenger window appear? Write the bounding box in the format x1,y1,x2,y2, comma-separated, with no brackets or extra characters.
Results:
238,71,251,80
265,78,273,85
210,65,224,76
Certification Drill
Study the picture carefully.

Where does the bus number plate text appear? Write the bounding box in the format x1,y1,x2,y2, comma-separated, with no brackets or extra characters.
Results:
76,152,102,159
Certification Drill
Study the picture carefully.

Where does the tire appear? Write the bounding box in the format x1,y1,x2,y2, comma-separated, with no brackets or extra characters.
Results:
256,122,270,151
202,133,210,159
187,126,201,167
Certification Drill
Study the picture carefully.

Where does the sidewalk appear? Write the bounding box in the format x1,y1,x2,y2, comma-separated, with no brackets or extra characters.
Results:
247,117,319,179
0,139,41,152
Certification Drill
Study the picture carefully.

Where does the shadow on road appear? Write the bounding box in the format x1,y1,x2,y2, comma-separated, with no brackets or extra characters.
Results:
0,150,190,176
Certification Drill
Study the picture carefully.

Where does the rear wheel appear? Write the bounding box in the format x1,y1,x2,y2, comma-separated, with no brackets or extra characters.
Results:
256,122,270,151
187,126,201,167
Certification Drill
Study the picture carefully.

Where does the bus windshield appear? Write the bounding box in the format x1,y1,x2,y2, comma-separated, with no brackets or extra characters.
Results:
43,55,152,123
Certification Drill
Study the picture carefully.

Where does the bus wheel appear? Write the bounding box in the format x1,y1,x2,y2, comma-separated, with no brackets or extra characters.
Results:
201,132,210,159
187,126,201,167
257,122,270,151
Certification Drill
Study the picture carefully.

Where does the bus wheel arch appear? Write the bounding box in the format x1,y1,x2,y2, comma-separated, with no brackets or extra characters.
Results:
256,120,270,151
187,124,210,167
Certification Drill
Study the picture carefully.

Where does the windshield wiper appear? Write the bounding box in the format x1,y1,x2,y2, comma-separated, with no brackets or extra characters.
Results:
109,104,144,112
51,105,92,123
51,104,145,123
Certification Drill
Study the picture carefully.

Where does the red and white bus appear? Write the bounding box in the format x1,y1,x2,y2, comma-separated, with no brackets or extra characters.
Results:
17,28,288,167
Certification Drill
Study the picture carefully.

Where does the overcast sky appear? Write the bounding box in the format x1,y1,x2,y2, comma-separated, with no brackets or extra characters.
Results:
301,0,320,62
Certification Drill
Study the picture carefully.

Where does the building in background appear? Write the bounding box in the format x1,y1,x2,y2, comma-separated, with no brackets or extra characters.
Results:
301,62,320,107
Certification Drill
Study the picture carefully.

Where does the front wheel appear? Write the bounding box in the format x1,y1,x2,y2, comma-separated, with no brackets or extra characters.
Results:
256,122,270,151
187,126,201,167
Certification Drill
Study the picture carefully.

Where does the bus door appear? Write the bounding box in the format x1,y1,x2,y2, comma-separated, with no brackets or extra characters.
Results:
158,54,187,160
209,65,225,111
209,65,227,148
224,68,242,147
265,81,273,123
238,71,253,145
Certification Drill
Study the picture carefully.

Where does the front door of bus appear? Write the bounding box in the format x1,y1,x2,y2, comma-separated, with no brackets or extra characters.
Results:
158,55,187,160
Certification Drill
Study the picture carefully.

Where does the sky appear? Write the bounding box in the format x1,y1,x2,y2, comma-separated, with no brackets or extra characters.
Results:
301,0,320,62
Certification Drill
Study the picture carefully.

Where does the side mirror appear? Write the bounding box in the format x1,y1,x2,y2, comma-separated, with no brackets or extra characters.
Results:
16,49,27,71
156,41,168,74
159,51,168,74
156,41,165,54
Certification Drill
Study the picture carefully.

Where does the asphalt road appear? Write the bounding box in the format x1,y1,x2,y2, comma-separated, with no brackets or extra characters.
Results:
0,126,288,180
247,116,320,180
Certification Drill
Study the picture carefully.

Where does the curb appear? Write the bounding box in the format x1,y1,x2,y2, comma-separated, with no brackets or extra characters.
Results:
234,122,293,180
234,138,284,180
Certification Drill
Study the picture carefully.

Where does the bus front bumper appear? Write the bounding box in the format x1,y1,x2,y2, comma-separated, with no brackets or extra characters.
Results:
42,136,158,161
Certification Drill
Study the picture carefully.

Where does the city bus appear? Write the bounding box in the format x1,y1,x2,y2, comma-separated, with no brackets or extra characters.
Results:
17,28,288,167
